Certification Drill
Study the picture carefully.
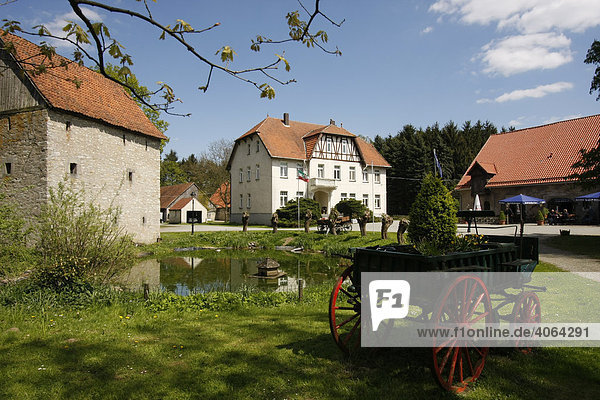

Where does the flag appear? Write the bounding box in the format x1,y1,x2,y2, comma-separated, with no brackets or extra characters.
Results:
297,169,309,182
433,149,443,179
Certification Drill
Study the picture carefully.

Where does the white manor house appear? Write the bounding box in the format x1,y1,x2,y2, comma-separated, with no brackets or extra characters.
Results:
228,113,390,225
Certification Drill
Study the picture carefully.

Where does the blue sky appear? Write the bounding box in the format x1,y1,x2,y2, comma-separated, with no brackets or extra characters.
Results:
5,0,600,158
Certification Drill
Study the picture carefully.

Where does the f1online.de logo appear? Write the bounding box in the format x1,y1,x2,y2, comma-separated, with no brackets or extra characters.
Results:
368,280,411,331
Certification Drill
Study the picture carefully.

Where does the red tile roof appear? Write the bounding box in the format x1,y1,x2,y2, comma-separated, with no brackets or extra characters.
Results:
210,182,230,208
170,197,192,211
1,32,166,140
160,182,195,209
233,116,390,167
456,115,600,189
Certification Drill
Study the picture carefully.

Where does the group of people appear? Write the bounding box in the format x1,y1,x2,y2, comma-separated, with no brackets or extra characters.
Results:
547,209,572,225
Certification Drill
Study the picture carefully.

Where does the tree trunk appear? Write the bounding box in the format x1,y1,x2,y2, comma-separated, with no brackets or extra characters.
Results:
381,214,393,239
358,210,370,237
271,212,278,233
242,212,249,232
397,218,409,244
328,209,339,235
304,210,312,233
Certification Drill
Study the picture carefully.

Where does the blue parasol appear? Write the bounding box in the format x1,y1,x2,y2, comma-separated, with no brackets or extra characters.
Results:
575,191,600,202
498,194,545,239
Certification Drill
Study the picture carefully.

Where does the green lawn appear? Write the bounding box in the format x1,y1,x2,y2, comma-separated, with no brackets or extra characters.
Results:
544,235,600,259
1,283,599,399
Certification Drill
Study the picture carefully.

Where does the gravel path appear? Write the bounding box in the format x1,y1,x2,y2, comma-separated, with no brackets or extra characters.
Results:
539,238,600,282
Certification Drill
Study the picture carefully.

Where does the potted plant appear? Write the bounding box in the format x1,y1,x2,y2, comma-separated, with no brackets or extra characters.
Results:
536,210,545,225
498,210,506,225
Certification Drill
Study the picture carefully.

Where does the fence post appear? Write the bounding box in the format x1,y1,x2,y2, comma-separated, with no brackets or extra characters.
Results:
298,278,304,301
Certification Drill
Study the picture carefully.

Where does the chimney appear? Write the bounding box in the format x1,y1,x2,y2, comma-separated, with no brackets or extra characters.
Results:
330,119,336,126
283,113,290,126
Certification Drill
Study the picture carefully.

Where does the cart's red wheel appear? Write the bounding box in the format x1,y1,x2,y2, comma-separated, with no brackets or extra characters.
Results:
329,266,361,354
512,292,541,353
432,275,493,393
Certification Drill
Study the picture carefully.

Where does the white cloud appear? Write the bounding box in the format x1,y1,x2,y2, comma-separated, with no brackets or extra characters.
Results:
484,82,574,103
479,33,572,76
429,1,600,75
421,26,434,34
543,113,583,124
429,0,600,34
39,7,103,49
508,116,526,127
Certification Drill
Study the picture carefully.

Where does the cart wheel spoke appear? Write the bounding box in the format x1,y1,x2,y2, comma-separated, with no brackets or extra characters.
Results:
432,275,491,393
512,292,541,353
329,266,361,354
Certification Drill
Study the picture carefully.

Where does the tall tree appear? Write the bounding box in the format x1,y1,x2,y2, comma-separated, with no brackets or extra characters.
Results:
569,40,600,187
1,0,343,113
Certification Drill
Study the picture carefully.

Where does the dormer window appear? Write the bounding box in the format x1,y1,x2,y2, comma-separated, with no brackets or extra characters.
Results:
341,139,347,154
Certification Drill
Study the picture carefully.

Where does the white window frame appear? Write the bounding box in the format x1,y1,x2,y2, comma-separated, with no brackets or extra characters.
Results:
247,193,251,208
239,194,243,209
247,166,251,182
349,193,356,200
280,191,288,207
374,169,381,184
341,139,347,154
326,137,332,152
317,164,324,178
256,141,260,153
255,164,260,180
363,194,369,207
280,162,288,178
239,168,243,183
296,191,304,198
340,193,348,201
362,170,369,183
333,165,341,180
375,194,381,209
349,166,356,182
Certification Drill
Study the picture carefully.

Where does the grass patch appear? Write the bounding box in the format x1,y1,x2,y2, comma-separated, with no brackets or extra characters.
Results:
1,280,599,399
142,231,398,258
544,235,600,259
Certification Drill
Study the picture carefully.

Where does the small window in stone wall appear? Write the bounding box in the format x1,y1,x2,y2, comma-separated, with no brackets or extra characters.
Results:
7,117,11,130
142,216,146,225
69,163,78,176
128,170,134,182
4,163,12,175
122,134,126,145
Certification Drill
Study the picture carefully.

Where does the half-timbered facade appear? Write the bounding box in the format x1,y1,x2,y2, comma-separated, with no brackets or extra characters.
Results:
227,114,390,225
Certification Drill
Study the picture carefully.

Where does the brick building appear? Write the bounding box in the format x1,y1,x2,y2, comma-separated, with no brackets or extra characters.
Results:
455,115,600,223
0,33,167,243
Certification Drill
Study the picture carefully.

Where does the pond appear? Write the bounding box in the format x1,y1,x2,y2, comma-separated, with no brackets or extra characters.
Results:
119,250,342,296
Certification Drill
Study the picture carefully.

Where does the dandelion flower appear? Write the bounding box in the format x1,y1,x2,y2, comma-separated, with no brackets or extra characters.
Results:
119,316,123,319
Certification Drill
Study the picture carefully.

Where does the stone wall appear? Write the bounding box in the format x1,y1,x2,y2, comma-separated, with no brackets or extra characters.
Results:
0,109,48,221
46,110,161,244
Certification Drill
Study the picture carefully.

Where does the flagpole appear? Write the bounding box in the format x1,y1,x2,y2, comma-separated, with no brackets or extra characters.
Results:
297,169,300,229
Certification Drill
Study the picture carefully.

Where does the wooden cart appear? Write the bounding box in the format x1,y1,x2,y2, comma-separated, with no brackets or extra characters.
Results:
317,216,353,234
328,235,542,392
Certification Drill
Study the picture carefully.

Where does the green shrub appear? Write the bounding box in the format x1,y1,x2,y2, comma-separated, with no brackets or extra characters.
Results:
34,181,136,289
276,198,321,227
0,191,35,277
499,210,506,222
536,210,545,222
407,173,457,253
335,199,366,218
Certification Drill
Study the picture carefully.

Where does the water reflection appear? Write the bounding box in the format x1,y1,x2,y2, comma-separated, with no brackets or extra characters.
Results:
121,251,340,296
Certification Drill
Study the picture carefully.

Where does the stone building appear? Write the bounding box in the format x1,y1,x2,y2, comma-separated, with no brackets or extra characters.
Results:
0,33,167,243
228,113,390,224
455,114,600,223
